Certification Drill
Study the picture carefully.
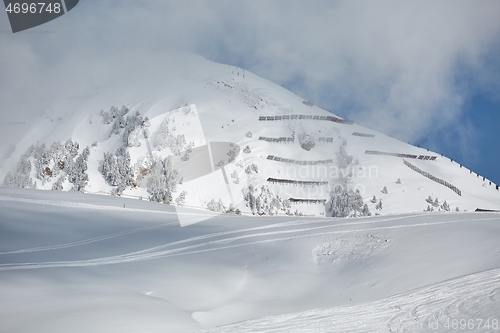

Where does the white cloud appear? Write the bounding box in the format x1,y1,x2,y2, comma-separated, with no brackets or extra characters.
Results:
0,0,499,150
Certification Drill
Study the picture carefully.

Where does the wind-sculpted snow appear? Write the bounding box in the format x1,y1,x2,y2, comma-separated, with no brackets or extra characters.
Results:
312,233,390,265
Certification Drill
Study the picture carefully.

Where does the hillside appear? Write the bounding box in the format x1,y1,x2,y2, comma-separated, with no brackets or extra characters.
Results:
1,51,499,217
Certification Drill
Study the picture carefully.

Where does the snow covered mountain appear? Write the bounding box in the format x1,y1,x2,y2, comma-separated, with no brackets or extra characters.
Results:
1,50,499,216
1,50,500,333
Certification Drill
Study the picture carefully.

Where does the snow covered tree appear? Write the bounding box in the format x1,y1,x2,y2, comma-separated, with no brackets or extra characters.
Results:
426,196,433,204
231,170,239,184
327,185,365,217
246,131,252,138
110,114,126,136
396,178,401,184
362,204,371,216
122,111,144,147
433,198,439,207
441,200,450,211
227,144,238,162
381,186,388,194
52,175,65,191
64,139,79,159
147,156,178,203
68,147,90,192
181,151,190,161
337,142,353,168
376,199,383,210
3,145,35,189
100,105,129,125
101,147,134,195
151,116,192,156
242,185,290,215
216,160,226,168
243,145,251,154
242,185,257,214
175,191,187,206
370,195,377,203
207,198,226,212
32,143,51,180
245,164,258,174
2,158,35,189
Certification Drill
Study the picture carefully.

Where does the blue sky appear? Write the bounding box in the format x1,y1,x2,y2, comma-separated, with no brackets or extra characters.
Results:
0,0,499,184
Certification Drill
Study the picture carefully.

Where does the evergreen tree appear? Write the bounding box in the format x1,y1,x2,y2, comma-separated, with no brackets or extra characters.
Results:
242,185,257,214
69,147,90,192
147,156,178,203
52,175,65,191
362,204,371,216
337,142,353,168
327,184,365,217
441,200,450,211
175,191,187,206
101,147,134,195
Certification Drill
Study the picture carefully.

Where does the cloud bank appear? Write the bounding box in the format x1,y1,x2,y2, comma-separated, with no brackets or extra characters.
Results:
0,0,499,150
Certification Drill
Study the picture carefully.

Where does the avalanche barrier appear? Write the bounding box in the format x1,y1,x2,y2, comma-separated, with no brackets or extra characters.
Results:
403,159,461,196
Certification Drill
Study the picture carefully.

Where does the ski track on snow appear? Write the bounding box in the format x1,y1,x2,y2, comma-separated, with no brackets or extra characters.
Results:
0,195,213,217
200,268,500,333
0,214,497,271
0,222,179,255
0,209,420,256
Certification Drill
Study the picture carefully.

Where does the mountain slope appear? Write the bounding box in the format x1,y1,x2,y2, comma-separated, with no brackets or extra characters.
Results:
1,51,499,216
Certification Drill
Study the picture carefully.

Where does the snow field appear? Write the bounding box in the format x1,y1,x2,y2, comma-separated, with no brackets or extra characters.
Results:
1,188,499,332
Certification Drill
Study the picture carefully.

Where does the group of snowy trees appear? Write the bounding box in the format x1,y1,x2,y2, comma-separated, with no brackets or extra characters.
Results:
327,142,370,217
101,146,135,195
206,199,240,214
2,152,34,189
328,181,370,217
151,116,193,156
101,105,149,148
370,195,383,211
337,141,354,169
207,198,226,212
425,196,454,212
245,163,259,175
3,139,90,192
99,106,186,201
242,185,291,215
67,147,90,192
147,156,179,203
100,105,129,125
